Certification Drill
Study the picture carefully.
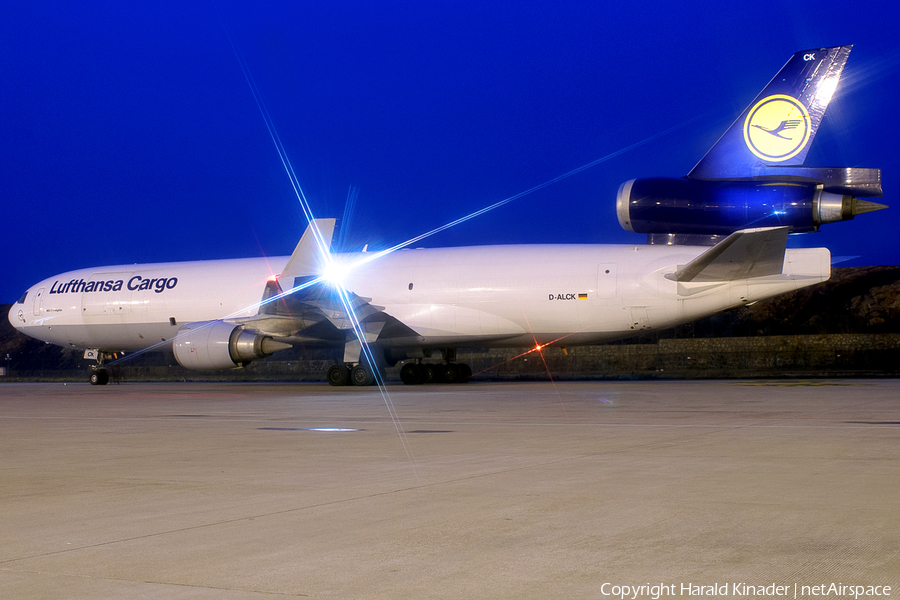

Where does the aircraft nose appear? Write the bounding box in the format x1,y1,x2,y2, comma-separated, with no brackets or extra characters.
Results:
8,302,26,330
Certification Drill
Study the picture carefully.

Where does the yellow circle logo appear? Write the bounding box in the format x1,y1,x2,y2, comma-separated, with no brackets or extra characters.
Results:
743,95,811,162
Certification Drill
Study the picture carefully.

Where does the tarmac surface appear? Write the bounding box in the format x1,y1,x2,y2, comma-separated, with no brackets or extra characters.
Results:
1,380,898,599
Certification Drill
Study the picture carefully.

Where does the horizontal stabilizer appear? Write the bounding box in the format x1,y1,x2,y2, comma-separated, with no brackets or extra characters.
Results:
667,227,788,282
280,219,336,280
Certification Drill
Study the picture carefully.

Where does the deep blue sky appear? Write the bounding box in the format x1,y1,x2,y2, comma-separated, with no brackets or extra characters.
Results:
3,1,898,302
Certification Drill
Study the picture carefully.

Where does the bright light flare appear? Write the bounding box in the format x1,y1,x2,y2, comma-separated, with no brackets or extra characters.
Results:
320,257,352,288
470,331,578,378
126,30,703,481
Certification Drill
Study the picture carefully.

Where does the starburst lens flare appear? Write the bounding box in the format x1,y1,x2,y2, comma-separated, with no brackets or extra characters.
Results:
224,33,422,481
205,33,704,484
320,258,351,288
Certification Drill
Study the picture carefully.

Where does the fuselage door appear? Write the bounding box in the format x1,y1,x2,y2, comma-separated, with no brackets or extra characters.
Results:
32,288,45,316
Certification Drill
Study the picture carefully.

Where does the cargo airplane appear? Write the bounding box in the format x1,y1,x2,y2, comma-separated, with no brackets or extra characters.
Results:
8,46,886,385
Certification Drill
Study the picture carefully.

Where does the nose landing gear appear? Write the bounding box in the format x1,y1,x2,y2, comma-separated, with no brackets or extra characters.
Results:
89,369,109,386
86,350,116,385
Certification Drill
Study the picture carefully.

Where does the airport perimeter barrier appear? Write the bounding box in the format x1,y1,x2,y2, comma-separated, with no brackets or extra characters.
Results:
469,334,900,379
4,334,899,382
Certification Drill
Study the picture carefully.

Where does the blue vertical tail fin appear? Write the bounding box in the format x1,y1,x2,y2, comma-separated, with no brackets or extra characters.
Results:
688,46,852,180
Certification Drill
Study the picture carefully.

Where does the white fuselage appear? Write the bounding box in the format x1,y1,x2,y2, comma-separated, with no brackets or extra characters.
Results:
8,243,830,354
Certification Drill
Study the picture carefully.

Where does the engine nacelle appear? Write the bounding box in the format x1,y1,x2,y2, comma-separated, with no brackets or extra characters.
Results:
616,177,864,237
172,321,291,370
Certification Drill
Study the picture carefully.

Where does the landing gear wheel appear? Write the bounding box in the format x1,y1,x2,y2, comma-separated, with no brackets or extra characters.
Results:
350,364,376,386
458,363,472,382
326,364,350,386
421,363,439,384
442,363,461,384
400,363,424,385
89,369,109,386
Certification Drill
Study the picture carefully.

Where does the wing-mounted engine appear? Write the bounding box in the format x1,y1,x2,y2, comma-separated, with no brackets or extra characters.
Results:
171,218,341,371
172,321,291,370
168,218,412,373
616,46,887,245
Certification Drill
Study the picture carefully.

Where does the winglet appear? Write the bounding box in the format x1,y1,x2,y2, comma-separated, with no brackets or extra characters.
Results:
666,227,788,282
280,218,336,280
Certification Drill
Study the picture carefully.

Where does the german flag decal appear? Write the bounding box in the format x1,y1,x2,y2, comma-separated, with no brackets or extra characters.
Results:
578,293,588,300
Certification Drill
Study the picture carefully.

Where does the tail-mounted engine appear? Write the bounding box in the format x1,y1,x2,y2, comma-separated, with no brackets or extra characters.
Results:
617,173,886,245
172,321,291,370
615,47,887,245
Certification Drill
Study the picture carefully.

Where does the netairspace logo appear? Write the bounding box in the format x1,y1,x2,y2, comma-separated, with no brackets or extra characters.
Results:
599,582,892,600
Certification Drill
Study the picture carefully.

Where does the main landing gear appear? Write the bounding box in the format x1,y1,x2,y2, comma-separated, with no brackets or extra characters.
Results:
398,348,471,385
326,363,383,387
325,342,472,386
325,361,472,386
399,361,472,385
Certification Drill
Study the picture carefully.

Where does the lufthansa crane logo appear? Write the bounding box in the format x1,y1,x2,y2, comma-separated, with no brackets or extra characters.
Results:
743,94,811,162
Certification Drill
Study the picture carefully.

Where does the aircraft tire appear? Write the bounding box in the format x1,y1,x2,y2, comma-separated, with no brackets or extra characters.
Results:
421,363,439,384
350,364,376,386
442,363,460,384
326,364,350,386
400,363,423,385
458,363,472,382
89,369,109,386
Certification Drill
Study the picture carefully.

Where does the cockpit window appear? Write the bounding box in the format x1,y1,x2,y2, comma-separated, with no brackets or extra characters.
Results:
16,291,28,304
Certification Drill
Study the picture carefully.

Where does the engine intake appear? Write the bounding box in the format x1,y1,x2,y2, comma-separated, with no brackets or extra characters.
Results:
172,321,291,370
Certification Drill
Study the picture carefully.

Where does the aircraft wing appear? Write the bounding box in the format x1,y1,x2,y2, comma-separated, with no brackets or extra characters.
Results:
232,219,420,345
